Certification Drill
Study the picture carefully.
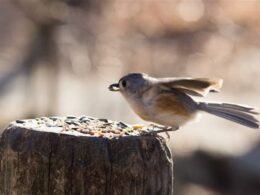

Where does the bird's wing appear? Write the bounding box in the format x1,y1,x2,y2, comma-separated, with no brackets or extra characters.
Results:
159,77,223,97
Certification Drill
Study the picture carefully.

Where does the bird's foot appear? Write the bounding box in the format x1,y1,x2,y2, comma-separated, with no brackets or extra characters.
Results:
143,124,179,138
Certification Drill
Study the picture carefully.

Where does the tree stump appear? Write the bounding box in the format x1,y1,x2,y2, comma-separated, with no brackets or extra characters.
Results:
0,116,173,195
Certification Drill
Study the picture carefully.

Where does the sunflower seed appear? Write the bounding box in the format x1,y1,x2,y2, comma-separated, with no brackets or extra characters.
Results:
99,118,108,123
117,122,128,128
16,120,25,124
66,116,77,119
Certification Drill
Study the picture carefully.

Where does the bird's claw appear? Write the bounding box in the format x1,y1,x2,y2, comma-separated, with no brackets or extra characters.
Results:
142,125,179,138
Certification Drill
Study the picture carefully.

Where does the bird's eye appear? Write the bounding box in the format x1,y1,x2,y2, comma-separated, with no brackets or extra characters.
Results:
121,80,127,88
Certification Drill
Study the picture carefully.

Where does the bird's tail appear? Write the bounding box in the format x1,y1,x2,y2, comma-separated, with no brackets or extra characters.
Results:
198,102,259,129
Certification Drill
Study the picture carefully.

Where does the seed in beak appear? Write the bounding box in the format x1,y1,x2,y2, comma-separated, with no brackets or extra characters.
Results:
109,83,120,91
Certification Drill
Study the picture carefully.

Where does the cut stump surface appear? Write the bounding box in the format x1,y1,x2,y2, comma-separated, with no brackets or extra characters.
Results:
0,116,173,195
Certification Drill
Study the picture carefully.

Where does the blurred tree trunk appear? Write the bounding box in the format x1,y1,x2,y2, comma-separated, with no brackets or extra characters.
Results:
26,23,59,117
13,0,62,117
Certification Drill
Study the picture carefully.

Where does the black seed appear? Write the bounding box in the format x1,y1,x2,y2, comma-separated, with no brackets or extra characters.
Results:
67,116,77,119
50,117,59,121
100,125,108,129
80,117,90,123
65,120,80,126
73,122,80,126
99,119,108,123
65,120,73,124
79,116,87,120
16,120,25,124
40,117,49,121
117,122,128,128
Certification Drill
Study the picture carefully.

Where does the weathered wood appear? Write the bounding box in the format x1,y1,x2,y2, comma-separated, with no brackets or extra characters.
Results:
0,117,173,195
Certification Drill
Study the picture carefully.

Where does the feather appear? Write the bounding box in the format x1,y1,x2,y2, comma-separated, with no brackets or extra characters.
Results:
154,93,190,116
199,102,259,129
159,78,223,96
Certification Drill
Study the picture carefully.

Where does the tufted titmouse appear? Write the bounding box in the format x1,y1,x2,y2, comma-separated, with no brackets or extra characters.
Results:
109,73,259,131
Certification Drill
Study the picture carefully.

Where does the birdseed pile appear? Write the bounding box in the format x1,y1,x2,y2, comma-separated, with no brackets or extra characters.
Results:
10,116,165,138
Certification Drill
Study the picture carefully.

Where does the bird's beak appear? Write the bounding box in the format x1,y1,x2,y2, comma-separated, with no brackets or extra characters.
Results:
109,83,120,91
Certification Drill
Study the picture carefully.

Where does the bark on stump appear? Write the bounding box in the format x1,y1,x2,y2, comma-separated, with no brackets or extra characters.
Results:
0,117,173,195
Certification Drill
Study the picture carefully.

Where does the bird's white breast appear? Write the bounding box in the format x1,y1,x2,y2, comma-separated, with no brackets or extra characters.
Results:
123,93,151,121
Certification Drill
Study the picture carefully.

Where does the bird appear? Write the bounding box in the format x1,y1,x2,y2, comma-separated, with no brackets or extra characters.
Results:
108,73,259,133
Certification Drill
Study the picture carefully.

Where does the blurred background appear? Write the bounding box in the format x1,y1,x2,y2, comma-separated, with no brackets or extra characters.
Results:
0,0,260,194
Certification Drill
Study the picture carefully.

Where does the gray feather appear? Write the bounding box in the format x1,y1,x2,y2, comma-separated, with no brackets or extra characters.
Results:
199,102,259,129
